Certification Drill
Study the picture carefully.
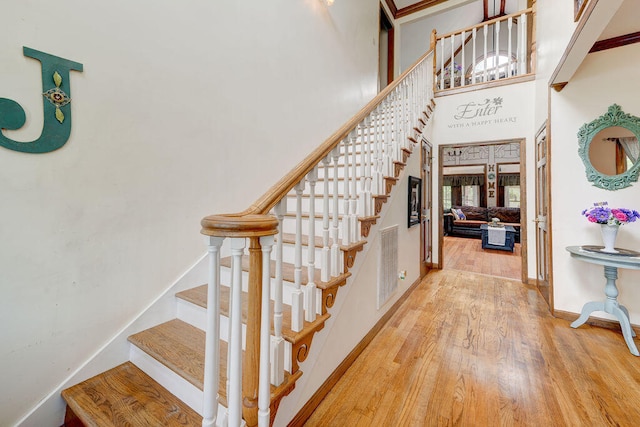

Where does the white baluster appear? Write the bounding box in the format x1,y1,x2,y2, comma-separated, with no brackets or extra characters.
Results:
519,13,528,75
330,146,342,276
228,237,245,427
483,24,488,82
450,34,456,89
495,20,500,81
202,236,224,427
507,17,513,77
292,180,305,332
472,27,477,84
271,201,285,386
439,37,445,90
461,30,466,86
371,107,382,196
342,135,352,246
350,130,359,243
258,235,274,427
321,155,331,282
305,167,317,322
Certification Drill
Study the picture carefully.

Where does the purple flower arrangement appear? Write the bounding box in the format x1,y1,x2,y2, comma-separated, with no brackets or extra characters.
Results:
582,202,640,226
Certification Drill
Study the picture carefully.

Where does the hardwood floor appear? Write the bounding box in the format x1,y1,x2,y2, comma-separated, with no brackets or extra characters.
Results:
443,236,521,280
301,269,640,426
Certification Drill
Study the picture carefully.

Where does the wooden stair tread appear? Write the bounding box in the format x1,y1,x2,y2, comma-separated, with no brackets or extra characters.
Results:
61,361,202,426
127,319,300,406
176,285,330,344
128,319,208,391
219,255,351,290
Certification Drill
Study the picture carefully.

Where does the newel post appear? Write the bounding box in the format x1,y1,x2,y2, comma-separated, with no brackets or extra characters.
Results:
200,214,279,427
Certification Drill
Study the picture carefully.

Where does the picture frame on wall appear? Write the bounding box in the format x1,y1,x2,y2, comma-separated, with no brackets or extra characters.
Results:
408,176,422,228
574,0,588,22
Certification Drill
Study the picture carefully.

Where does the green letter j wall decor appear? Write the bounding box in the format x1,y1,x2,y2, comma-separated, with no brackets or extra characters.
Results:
0,47,83,153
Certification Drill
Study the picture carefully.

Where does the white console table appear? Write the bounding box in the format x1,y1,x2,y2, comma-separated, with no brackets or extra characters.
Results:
566,245,640,356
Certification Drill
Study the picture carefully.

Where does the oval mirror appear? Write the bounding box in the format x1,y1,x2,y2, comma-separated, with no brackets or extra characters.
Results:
578,104,640,190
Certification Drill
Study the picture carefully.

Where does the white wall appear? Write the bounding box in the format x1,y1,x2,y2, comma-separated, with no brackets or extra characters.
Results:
429,82,536,276
550,43,640,323
0,1,380,425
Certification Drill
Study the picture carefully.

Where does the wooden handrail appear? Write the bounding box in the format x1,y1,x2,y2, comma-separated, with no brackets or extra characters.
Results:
435,7,533,42
235,47,435,217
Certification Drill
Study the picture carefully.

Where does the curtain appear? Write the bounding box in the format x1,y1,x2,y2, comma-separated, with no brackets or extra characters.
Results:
498,173,520,186
442,174,485,186
618,137,639,164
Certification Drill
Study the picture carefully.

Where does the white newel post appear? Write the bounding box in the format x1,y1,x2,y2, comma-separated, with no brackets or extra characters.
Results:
228,237,246,427
258,235,274,427
202,236,224,427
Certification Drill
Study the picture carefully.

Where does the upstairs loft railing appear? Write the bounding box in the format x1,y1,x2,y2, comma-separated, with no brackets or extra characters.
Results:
198,44,436,426
434,7,535,92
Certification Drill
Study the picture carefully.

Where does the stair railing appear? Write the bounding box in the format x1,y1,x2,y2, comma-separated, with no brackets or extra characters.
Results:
435,7,534,91
200,42,435,427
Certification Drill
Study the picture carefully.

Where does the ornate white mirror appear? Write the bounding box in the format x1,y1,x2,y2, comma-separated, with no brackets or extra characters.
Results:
578,104,640,190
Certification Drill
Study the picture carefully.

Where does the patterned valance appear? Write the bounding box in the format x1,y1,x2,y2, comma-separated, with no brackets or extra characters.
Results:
443,174,485,186
498,173,520,186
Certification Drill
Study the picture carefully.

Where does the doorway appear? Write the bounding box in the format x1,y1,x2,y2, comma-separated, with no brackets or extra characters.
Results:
379,7,394,90
438,139,527,282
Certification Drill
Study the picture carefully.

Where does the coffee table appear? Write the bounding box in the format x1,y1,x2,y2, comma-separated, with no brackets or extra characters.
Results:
480,224,515,252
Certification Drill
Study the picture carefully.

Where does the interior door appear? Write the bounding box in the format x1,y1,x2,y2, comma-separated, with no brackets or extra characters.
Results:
535,122,552,309
421,139,433,276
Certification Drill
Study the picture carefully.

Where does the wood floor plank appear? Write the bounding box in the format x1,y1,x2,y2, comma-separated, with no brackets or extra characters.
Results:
301,269,640,426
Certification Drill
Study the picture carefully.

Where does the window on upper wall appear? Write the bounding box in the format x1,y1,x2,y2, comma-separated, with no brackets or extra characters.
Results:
505,185,520,208
443,186,452,211
471,53,516,81
462,185,480,207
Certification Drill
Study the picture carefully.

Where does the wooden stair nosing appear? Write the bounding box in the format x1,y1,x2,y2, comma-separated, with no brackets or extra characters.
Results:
175,285,331,345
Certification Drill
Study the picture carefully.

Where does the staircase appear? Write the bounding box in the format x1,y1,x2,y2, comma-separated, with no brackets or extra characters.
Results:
60,47,436,427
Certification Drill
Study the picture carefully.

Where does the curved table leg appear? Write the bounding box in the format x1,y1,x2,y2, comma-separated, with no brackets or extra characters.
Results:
571,301,605,329
619,304,636,337
611,306,640,356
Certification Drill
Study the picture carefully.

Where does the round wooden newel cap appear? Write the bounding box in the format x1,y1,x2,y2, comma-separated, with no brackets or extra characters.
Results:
200,214,278,237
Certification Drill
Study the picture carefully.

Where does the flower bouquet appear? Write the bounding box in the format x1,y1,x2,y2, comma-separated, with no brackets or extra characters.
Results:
582,202,640,253
582,202,640,226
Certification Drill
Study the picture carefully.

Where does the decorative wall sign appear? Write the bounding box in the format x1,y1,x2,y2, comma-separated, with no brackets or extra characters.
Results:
0,47,83,153
446,97,518,129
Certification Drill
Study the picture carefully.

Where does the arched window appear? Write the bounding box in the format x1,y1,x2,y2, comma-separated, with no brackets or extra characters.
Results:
469,52,516,82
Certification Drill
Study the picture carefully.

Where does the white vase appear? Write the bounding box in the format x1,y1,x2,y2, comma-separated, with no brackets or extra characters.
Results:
600,224,620,253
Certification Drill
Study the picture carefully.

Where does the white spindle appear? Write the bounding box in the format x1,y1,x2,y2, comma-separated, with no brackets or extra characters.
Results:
342,135,352,246
507,17,513,77
271,200,285,386
371,107,382,196
228,237,246,427
450,34,456,89
472,28,477,84
483,24,488,82
258,235,274,427
330,146,341,276
439,37,445,90
350,130,359,243
495,20,500,81
321,155,331,282
461,30,466,86
202,236,224,427
305,168,317,322
292,180,305,332
519,13,528,75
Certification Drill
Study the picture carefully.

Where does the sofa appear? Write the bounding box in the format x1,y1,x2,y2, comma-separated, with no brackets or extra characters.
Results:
445,205,521,242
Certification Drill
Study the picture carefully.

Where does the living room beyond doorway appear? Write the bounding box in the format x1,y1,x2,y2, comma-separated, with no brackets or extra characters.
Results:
439,139,526,282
